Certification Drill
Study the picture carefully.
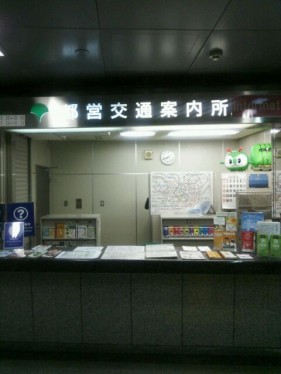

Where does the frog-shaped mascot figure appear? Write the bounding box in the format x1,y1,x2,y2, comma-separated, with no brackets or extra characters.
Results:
249,143,272,171
223,147,249,171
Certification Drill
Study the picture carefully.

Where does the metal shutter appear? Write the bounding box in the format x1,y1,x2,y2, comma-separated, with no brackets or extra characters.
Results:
11,134,29,202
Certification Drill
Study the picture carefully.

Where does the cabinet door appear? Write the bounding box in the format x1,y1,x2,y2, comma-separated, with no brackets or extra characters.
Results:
136,174,151,245
0,272,33,342
81,273,131,344
183,274,234,347
93,175,136,245
132,273,182,346
234,274,281,348
32,272,81,343
50,174,93,214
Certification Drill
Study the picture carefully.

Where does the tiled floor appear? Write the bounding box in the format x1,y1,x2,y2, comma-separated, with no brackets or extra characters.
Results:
0,354,280,374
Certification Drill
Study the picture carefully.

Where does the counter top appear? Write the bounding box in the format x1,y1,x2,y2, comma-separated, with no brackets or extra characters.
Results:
0,251,281,274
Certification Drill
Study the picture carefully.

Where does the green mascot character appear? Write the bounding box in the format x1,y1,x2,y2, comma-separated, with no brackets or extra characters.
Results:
222,147,249,171
249,143,272,171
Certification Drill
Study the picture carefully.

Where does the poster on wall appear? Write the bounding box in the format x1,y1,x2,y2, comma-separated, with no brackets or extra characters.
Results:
150,172,213,216
273,170,281,218
221,173,247,209
0,203,5,238
6,202,35,237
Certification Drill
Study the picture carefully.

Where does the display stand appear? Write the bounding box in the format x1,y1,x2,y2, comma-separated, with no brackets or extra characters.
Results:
40,214,101,247
236,192,272,249
152,214,215,245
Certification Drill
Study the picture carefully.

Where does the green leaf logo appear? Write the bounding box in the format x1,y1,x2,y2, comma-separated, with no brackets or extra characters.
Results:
30,103,48,121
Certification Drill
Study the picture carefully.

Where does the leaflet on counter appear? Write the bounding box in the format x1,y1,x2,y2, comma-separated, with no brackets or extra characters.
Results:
101,246,145,260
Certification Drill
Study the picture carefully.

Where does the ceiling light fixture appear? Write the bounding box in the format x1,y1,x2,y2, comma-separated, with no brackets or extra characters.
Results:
9,127,122,134
120,131,155,138
209,48,223,61
0,49,4,57
168,129,239,137
75,48,89,57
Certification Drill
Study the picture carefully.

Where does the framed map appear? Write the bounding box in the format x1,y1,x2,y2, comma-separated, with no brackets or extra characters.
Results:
150,172,213,216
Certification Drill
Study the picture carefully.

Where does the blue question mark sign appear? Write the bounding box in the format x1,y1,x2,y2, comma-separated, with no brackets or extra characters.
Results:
14,207,28,221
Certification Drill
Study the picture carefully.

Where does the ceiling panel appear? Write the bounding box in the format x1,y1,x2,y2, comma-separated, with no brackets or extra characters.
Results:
102,30,209,73
97,0,229,29
0,0,99,28
216,0,281,30
190,30,281,73
0,28,104,83
0,0,281,91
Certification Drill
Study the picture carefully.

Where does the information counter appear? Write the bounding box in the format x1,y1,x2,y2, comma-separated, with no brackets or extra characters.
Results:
0,248,281,358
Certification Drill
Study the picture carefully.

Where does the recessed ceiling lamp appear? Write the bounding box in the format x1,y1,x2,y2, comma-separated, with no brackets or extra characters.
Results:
209,48,223,61
9,127,121,134
0,49,4,57
168,129,239,137
75,48,89,57
120,131,155,138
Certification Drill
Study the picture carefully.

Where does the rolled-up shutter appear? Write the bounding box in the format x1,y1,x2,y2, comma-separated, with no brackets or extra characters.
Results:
11,134,29,202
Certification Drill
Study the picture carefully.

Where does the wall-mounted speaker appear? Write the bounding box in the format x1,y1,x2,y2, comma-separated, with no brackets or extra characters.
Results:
144,150,153,160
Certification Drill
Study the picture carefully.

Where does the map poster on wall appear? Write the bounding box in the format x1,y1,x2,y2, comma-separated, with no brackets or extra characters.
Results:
221,172,247,209
150,172,213,216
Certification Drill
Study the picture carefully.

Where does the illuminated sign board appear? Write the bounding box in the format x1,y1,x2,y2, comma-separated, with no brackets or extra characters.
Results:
0,94,281,129
57,98,229,124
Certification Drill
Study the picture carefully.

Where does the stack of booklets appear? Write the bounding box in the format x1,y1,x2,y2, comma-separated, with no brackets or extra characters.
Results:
206,250,223,260
145,244,177,259
0,250,13,258
236,253,254,260
28,245,52,258
241,211,264,252
179,250,206,260
42,224,95,240
42,248,62,258
56,246,103,260
101,246,145,260
197,246,212,252
177,247,239,260
179,246,206,260
219,251,237,259
213,212,237,251
3,248,26,258
256,221,281,257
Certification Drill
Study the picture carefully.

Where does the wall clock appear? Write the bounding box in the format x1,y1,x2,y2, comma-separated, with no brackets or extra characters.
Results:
160,151,176,165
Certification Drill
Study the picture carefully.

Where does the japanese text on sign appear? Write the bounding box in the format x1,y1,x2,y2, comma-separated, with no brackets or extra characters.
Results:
60,99,230,121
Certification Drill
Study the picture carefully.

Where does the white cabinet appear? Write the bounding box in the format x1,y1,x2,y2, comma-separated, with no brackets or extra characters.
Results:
41,214,101,246
152,215,215,245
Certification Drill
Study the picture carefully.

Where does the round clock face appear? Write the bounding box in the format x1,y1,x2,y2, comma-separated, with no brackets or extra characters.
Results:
160,151,176,165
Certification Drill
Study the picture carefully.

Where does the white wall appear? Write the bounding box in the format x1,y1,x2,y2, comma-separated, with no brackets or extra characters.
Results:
31,130,272,245
31,140,51,205
48,139,234,245
239,129,271,154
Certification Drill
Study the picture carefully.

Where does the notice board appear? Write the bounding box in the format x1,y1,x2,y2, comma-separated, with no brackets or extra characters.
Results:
150,172,213,216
